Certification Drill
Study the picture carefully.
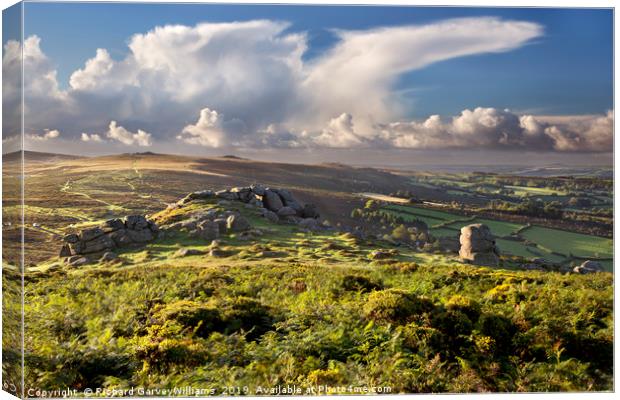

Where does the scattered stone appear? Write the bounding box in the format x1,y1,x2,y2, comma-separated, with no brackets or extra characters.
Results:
127,229,154,243
263,189,284,211
209,248,228,257
174,248,206,257
81,227,105,242
126,215,149,230
81,234,115,254
300,203,319,219
573,260,604,274
66,256,89,267
215,190,239,201
59,244,72,257
110,229,132,246
63,233,79,244
285,216,302,224
102,218,125,232
198,220,220,241
100,252,118,262
250,184,266,196
277,206,297,217
369,249,399,260
260,209,279,223
459,224,500,267
226,214,251,232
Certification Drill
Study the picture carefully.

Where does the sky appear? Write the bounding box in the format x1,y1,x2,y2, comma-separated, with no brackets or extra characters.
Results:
2,2,614,165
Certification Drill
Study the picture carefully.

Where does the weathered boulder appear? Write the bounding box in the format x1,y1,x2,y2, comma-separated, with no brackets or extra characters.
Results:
300,203,319,219
100,252,118,262
127,228,154,243
198,220,220,241
102,218,125,232
459,224,499,267
126,215,149,230
262,209,279,223
231,187,253,202
66,255,89,267
227,214,251,232
60,214,159,260
573,260,604,274
110,229,132,246
212,218,228,233
250,184,266,196
59,244,72,257
64,233,79,244
274,189,302,212
174,248,206,257
81,227,105,242
277,206,297,217
215,190,239,201
263,189,284,211
81,234,115,254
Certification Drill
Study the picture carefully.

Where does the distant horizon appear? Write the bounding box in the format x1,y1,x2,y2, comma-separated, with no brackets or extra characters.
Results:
5,149,613,172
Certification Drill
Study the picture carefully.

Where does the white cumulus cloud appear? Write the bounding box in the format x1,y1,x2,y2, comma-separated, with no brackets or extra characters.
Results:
106,121,152,147
81,132,103,142
5,17,611,154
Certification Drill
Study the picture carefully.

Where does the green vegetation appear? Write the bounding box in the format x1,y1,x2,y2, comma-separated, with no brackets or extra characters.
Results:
521,226,613,260
16,197,613,393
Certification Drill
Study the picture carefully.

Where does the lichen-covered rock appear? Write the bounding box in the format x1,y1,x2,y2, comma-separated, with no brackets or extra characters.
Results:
81,234,115,254
227,214,251,232
459,224,500,267
174,248,206,257
215,190,239,201
63,233,79,244
60,214,159,259
277,206,297,217
198,220,220,241
102,218,125,232
573,260,604,274
263,189,284,211
263,210,279,223
100,252,118,262
127,228,154,243
300,203,319,219
126,215,149,230
81,227,105,242
59,244,72,257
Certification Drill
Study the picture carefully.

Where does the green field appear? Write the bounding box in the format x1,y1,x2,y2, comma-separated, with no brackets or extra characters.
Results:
521,226,613,259
380,204,612,268
504,185,566,196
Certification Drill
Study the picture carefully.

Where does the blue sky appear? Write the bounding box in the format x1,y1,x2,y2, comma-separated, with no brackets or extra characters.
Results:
2,2,613,163
21,3,612,117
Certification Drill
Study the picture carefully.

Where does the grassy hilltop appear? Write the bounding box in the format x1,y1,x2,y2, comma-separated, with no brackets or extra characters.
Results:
1,152,614,394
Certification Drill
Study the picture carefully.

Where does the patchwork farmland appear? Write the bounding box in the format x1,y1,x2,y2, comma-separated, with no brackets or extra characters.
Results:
380,204,613,271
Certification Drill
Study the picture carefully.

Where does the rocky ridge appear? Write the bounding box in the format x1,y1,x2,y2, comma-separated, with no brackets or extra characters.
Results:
59,215,160,266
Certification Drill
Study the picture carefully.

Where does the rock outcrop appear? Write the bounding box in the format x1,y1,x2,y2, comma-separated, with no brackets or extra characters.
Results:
60,215,159,261
573,260,604,274
458,224,500,267
175,184,322,230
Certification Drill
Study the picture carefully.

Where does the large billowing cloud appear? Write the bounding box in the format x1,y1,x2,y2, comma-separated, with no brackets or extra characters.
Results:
2,17,612,154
